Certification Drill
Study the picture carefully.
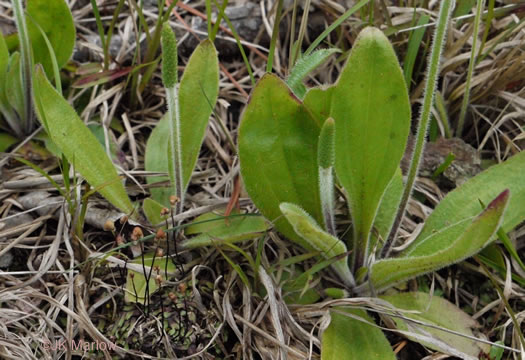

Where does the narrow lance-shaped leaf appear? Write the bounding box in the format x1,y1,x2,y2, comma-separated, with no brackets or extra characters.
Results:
370,190,509,291
322,308,396,360
32,65,134,215
11,0,33,134
0,34,21,136
380,292,489,358
26,0,75,77
403,150,525,256
5,53,25,122
182,211,269,249
280,202,354,287
318,118,336,235
238,74,323,248
332,27,411,269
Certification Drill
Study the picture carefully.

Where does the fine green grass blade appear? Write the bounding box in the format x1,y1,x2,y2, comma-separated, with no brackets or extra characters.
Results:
456,0,484,136
371,190,509,291
26,0,75,77
280,202,354,287
304,0,370,56
238,74,323,250
322,308,396,360
380,292,489,358
332,27,410,268
32,66,134,214
403,14,430,88
286,48,340,99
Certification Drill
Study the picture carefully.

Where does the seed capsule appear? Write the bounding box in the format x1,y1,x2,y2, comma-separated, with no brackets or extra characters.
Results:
103,220,115,232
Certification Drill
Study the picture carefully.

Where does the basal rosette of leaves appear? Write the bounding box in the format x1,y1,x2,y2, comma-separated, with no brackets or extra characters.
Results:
237,2,525,357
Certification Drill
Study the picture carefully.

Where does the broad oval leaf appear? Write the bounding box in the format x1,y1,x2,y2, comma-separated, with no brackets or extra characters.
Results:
322,308,396,360
280,202,354,287
33,66,134,214
370,190,509,291
380,292,489,358
403,151,525,255
26,0,75,77
145,40,219,206
332,27,410,264
238,73,323,248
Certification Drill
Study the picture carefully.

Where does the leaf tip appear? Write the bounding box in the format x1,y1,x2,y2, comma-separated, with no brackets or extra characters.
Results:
487,189,510,210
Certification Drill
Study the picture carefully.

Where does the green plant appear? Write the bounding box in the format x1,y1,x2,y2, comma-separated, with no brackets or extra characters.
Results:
237,0,525,357
0,0,75,138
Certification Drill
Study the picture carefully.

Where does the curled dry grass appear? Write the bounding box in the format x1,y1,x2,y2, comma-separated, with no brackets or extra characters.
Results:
0,0,524,358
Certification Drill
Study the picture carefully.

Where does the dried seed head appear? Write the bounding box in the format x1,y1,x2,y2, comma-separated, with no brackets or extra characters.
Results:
129,272,135,279
155,229,166,240
168,292,177,301
156,248,164,257
103,220,115,232
155,274,163,286
115,234,125,246
160,207,170,216
177,283,187,293
169,195,179,206
131,227,143,241
154,265,160,274
119,215,128,224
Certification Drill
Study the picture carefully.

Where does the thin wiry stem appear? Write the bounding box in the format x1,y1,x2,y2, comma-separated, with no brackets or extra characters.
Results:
380,0,456,259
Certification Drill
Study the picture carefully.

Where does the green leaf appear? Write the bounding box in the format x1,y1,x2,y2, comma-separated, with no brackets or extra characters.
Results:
144,114,171,205
281,268,321,305
32,66,134,214
26,0,75,77
286,48,340,99
371,168,403,250
145,40,219,205
404,151,525,255
182,211,269,248
238,74,323,248
322,308,396,360
125,252,176,304
143,197,169,227
0,34,8,101
332,27,410,265
380,292,489,358
179,39,219,189
0,132,17,152
371,190,509,291
6,53,25,118
280,202,354,287
403,14,430,87
303,86,333,127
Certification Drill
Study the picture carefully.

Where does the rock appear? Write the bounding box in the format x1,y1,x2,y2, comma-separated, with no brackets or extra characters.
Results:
402,137,482,187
